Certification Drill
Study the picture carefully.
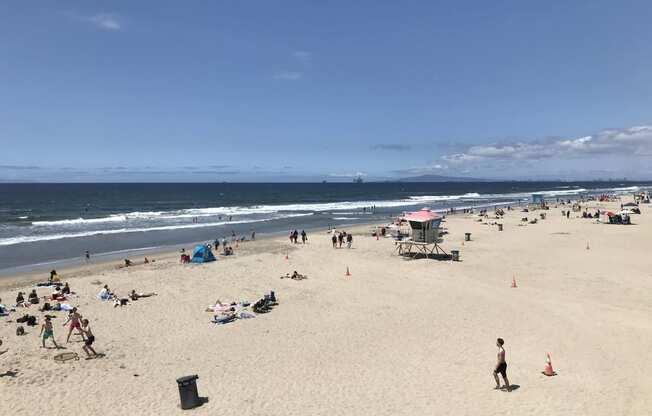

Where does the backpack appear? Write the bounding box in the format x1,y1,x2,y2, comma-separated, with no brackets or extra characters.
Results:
16,314,28,323
42,302,51,311
16,326,25,336
26,315,37,326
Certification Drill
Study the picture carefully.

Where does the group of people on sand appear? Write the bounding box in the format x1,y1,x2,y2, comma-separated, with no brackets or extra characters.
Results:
331,230,353,249
15,283,73,309
289,229,307,244
39,306,98,358
98,284,157,307
3,272,100,358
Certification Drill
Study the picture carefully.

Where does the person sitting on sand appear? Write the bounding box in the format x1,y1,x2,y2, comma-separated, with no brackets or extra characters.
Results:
61,282,71,295
80,319,97,358
49,269,61,283
28,289,40,305
51,286,66,301
63,307,85,343
129,290,157,301
98,285,113,300
493,338,511,391
124,259,132,267
16,292,29,308
0,298,8,316
40,316,60,349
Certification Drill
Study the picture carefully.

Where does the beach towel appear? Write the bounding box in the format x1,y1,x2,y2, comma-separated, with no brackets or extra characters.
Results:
97,292,112,301
59,303,74,312
212,314,236,325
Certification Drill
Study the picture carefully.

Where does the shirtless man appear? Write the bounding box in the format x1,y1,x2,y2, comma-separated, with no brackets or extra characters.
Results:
63,307,85,343
40,316,60,349
80,319,98,358
493,338,511,391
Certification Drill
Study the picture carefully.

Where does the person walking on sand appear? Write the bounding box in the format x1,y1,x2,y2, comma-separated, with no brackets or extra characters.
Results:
80,319,98,358
493,338,511,391
331,234,337,248
346,233,353,248
301,230,307,244
63,307,85,343
40,316,60,349
85,250,90,262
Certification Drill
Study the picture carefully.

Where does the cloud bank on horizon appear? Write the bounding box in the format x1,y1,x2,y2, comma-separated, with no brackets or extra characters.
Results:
443,126,652,163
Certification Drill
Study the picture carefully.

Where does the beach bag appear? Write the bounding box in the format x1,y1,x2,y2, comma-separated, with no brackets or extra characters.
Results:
16,314,28,323
42,302,51,311
16,326,25,336
27,316,37,326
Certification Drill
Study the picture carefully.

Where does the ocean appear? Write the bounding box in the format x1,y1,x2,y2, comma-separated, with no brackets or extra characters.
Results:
0,181,648,275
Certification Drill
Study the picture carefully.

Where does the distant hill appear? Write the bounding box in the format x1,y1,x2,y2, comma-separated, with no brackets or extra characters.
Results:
396,174,486,182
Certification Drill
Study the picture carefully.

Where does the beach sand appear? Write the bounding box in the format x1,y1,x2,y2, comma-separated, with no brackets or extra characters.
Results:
1,200,651,415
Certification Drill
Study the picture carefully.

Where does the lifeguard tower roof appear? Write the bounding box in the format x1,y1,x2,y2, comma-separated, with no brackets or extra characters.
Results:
404,208,442,222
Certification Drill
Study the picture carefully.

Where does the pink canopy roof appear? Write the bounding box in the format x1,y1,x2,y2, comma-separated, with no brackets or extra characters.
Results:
403,208,442,222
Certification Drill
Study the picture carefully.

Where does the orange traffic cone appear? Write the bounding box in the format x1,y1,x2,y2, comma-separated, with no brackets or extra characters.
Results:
345,267,351,277
542,353,557,376
511,277,518,288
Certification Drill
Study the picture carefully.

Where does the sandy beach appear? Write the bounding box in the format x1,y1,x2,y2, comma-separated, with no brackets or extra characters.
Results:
1,199,651,415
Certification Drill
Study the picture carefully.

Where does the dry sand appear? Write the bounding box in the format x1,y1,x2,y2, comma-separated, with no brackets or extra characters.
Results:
1,200,651,415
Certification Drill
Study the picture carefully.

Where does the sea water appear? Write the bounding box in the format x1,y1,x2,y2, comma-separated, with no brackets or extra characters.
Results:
0,182,648,275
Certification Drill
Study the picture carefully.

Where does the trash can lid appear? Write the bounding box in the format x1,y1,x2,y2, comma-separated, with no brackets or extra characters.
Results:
176,375,199,384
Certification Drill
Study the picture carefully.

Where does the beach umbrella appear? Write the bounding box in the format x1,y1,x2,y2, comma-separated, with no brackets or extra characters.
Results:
623,202,638,207
606,211,615,217
618,210,632,215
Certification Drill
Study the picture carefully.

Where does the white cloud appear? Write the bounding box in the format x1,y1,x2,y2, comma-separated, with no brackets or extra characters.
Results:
66,12,122,31
88,14,121,31
393,164,449,175
442,125,652,164
273,71,303,80
293,50,311,59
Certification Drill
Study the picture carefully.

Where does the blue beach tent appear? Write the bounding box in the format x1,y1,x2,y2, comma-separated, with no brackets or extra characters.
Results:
191,245,216,263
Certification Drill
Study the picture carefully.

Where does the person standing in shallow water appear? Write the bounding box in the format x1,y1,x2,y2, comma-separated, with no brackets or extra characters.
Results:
493,338,511,391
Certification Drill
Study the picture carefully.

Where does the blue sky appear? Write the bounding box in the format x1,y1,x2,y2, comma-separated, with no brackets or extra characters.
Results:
2,1,652,182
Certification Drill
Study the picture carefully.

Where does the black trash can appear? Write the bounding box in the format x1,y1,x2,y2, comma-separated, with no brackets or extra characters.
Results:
177,375,200,410
464,232,471,241
451,250,460,262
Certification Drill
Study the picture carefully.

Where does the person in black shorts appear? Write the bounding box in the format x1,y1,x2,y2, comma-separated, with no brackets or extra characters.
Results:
81,319,98,358
493,338,511,391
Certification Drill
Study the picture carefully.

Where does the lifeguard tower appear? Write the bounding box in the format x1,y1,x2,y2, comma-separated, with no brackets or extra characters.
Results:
395,208,447,258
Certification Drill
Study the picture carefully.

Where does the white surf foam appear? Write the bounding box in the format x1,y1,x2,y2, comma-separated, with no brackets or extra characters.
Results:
0,213,312,247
